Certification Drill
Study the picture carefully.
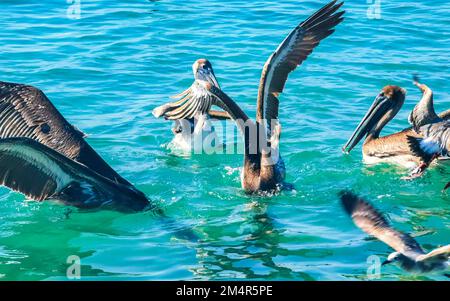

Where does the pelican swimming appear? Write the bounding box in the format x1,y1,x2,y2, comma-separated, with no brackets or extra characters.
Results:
0,81,150,211
340,191,449,274
153,59,230,152
154,0,345,193
342,84,450,173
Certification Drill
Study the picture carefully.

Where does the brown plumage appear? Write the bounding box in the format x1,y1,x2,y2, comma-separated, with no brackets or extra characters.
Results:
152,59,230,122
257,0,344,134
343,84,450,170
0,81,151,211
153,1,344,193
0,138,149,212
0,81,132,186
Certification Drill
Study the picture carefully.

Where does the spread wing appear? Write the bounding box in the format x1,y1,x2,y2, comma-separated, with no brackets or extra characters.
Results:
415,121,450,156
153,81,218,120
0,137,79,201
0,81,85,156
340,191,424,256
256,0,344,134
417,245,450,262
0,81,131,186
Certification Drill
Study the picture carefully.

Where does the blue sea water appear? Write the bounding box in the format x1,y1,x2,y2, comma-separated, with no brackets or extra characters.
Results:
0,0,449,280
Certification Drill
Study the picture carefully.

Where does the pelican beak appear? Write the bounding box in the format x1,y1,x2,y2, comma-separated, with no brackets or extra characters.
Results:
342,93,392,153
196,67,220,89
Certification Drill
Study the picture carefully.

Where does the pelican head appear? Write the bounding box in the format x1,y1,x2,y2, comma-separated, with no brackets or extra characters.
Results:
192,59,220,88
342,85,406,153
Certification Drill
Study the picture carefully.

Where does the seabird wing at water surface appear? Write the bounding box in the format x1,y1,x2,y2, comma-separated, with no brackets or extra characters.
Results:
256,0,345,134
0,81,84,152
0,137,88,202
0,81,133,186
339,191,424,256
0,137,150,211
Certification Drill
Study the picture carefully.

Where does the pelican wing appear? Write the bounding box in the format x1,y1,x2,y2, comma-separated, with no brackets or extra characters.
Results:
410,121,450,159
0,82,84,150
406,135,438,164
0,137,79,201
152,81,216,120
256,0,344,133
340,191,424,255
0,137,151,211
417,245,450,262
0,81,131,186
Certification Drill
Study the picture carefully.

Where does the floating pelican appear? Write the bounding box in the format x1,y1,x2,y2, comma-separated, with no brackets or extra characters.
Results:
153,59,230,152
342,84,450,171
340,191,449,274
154,0,345,193
0,81,150,211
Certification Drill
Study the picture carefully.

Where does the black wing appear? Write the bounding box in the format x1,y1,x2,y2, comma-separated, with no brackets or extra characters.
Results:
0,81,131,186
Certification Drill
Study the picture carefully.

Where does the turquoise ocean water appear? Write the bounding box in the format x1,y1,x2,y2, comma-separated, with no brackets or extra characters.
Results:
0,0,449,280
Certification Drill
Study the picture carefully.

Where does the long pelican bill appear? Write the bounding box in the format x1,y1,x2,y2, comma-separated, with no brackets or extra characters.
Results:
342,92,392,153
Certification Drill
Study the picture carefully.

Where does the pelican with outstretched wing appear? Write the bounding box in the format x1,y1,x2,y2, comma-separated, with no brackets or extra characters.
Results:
154,0,345,193
153,59,230,152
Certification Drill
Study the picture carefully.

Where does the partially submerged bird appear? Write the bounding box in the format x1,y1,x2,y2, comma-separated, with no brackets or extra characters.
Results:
153,59,230,152
342,84,450,172
340,191,449,274
0,81,150,212
0,138,149,212
154,0,345,193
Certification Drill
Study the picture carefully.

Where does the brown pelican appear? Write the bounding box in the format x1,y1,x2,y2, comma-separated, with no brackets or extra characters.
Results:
154,0,345,193
340,191,449,274
0,81,150,211
153,59,230,152
342,84,450,172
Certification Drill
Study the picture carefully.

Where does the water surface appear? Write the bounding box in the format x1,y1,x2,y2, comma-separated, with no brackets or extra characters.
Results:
0,0,449,280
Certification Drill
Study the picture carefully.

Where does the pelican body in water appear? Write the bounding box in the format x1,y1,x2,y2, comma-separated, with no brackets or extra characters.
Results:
0,81,150,212
155,1,345,193
340,191,449,274
342,84,450,171
153,59,230,152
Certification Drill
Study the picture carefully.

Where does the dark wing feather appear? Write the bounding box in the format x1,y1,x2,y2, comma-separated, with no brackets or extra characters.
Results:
406,135,437,164
339,191,424,255
0,81,131,186
153,81,215,120
256,1,345,133
0,138,75,201
417,121,450,156
0,138,151,211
